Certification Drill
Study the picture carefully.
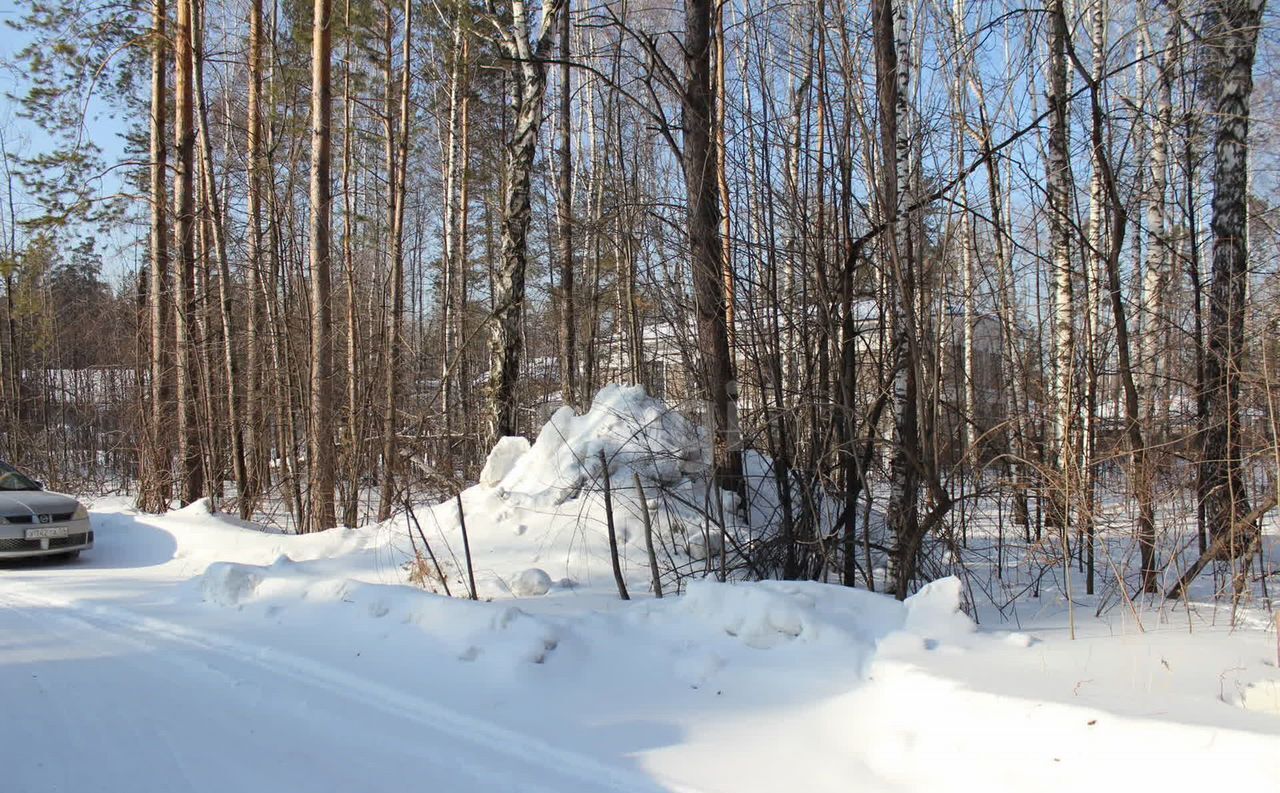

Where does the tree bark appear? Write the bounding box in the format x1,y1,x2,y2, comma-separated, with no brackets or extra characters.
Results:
555,0,577,409
874,0,921,599
244,0,268,518
1045,0,1076,531
684,0,742,492
189,0,248,518
173,0,203,507
307,0,336,532
138,0,171,514
339,0,360,528
1201,0,1265,552
378,0,412,522
486,0,565,444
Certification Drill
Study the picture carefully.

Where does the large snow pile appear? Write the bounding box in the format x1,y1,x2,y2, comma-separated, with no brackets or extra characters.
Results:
404,385,774,601
489,384,710,504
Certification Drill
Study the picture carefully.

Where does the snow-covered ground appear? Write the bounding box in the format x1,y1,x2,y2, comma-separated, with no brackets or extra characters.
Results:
4,386,1279,792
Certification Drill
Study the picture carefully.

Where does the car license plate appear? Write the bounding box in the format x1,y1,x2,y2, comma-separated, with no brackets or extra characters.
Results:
25,526,67,540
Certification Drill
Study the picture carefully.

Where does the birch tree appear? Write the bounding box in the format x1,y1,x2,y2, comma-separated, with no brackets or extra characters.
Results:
1198,0,1266,561
486,0,566,444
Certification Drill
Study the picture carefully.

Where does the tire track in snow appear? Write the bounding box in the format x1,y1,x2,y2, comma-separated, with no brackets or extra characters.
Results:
0,587,707,793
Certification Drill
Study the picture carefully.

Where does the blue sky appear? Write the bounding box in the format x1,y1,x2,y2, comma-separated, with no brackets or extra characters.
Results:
0,0,138,281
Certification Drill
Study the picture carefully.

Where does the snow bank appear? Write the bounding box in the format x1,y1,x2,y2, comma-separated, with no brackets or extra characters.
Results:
671,578,920,652
195,559,563,668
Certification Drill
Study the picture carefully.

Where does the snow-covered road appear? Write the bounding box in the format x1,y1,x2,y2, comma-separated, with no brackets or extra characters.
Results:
0,578,687,793
0,501,703,793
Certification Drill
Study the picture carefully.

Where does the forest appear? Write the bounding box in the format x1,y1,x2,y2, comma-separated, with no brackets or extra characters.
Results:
0,0,1276,606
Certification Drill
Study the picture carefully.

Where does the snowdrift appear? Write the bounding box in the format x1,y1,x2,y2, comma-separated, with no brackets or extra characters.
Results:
408,384,848,601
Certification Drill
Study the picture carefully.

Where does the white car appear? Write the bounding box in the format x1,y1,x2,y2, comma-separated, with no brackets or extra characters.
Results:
0,461,93,560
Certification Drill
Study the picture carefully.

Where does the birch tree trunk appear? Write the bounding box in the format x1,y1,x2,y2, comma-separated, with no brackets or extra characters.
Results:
486,0,565,444
875,0,922,599
1200,0,1265,555
1045,0,1076,531
1083,0,1107,594
440,23,462,446
555,1,577,409
1138,1,1172,431
952,0,976,464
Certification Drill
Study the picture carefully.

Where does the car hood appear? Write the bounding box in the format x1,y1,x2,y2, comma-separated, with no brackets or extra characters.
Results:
0,490,81,516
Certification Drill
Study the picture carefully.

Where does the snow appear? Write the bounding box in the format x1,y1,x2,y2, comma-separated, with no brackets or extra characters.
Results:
481,435,532,486
2,385,1279,792
511,567,553,596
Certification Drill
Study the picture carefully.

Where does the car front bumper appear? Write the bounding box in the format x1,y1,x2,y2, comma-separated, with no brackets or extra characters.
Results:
0,518,93,558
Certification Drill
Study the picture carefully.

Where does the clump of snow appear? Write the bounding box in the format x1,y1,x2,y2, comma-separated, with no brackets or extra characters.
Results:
684,528,723,561
511,568,552,597
480,436,531,487
679,579,810,649
1235,680,1280,715
201,562,263,607
669,578,913,656
902,576,975,641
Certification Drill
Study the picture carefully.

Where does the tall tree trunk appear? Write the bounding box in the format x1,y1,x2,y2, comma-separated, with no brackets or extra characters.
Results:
684,0,742,492
173,0,202,506
1134,0,1167,590
714,0,734,359
1082,0,1107,594
555,1,577,409
1075,10,1167,593
952,0,976,464
339,0,360,528
378,0,412,522
440,23,462,447
1139,1,1173,434
190,0,247,517
1200,0,1265,557
244,0,268,519
307,0,336,532
874,0,921,599
486,0,565,444
138,0,171,513
1045,0,1076,532
455,36,472,450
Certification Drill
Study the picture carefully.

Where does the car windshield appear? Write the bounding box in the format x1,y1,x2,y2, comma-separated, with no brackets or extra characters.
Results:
0,461,41,491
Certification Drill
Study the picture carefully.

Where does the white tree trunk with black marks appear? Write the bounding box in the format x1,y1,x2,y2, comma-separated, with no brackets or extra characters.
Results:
1201,0,1265,551
487,0,565,444
1045,0,1076,529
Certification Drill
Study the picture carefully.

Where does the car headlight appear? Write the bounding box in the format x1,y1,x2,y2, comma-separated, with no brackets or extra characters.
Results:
73,504,89,520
